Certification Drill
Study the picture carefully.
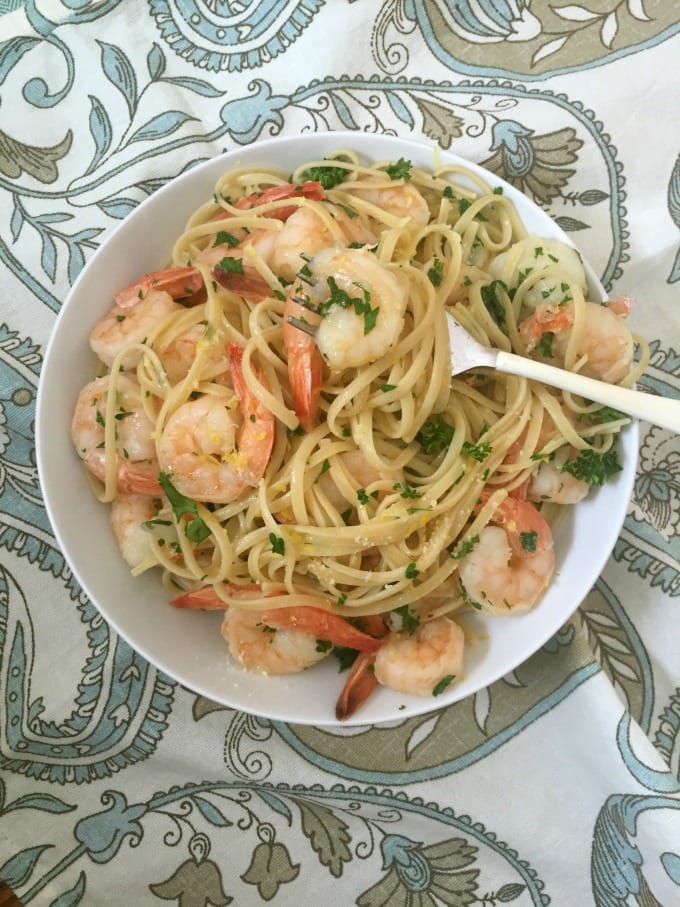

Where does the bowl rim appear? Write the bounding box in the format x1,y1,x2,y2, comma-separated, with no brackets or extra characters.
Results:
36,130,637,726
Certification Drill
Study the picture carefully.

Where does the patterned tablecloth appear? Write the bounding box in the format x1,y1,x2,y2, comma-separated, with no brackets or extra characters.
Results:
1,2,679,904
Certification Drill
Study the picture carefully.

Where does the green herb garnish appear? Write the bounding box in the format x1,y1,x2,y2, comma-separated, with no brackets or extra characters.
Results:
391,604,419,635
416,417,455,455
299,163,347,189
158,472,211,543
214,230,239,247
428,257,444,287
520,530,537,552
216,256,244,274
432,675,455,696
269,533,286,555
462,440,492,462
385,157,412,181
480,280,507,329
561,447,622,486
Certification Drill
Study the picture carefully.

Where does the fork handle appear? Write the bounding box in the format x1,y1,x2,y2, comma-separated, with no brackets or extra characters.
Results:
496,351,680,434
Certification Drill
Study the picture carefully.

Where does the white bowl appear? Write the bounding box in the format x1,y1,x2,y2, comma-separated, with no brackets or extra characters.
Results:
37,132,636,726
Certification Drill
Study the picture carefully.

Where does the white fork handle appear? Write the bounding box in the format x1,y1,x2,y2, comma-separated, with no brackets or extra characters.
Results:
496,350,680,434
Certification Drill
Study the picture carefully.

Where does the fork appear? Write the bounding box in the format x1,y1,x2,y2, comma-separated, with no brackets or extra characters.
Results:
447,314,679,433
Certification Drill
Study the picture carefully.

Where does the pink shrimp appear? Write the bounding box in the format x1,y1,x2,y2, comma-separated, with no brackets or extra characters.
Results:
482,492,552,558
519,299,635,384
233,180,324,220
282,283,324,432
114,266,204,309
171,584,385,654
336,616,465,719
156,344,275,502
71,375,162,495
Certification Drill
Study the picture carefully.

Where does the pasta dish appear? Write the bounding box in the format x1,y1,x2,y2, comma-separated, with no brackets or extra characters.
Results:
71,150,646,718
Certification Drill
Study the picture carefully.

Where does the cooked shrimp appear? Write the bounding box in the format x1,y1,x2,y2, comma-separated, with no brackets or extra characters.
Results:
303,247,408,369
114,266,203,308
282,282,324,432
205,204,376,282
233,180,324,220
459,525,555,615
528,447,589,505
376,616,464,697
520,300,634,383
222,607,329,675
488,494,553,557
488,236,586,311
157,344,274,502
90,289,184,370
348,179,430,226
336,615,464,718
159,323,230,385
71,375,161,495
110,493,158,569
271,205,375,280
316,449,404,512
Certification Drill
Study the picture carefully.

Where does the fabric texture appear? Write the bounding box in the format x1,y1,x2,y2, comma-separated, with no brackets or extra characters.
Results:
0,2,679,904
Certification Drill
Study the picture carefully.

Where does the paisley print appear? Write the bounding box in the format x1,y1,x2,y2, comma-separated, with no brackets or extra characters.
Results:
149,0,324,72
371,0,680,80
0,1,678,903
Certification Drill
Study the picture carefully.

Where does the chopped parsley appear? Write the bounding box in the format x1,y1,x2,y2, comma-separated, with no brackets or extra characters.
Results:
333,646,359,671
432,675,455,696
214,230,239,247
443,185,454,198
315,639,333,653
462,440,492,462
405,562,420,580
314,459,331,482
393,481,422,499
458,198,471,215
142,518,172,530
216,256,244,274
535,331,555,358
357,488,370,505
158,472,211,543
449,534,480,559
381,383,396,392
319,276,379,335
385,157,412,181
391,604,419,635
114,409,133,421
416,417,455,455
299,163,347,189
520,530,537,552
492,186,503,195
480,280,507,329
428,257,444,287
561,447,622,486
269,533,286,555
336,202,358,219
583,406,627,424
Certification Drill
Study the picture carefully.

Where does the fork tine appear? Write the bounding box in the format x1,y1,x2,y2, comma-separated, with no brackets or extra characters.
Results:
287,316,317,336
292,294,321,314
299,252,313,263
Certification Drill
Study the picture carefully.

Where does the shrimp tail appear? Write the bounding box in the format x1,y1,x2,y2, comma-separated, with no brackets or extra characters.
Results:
234,181,324,220
335,653,378,720
213,264,273,302
489,494,553,558
170,581,267,609
227,343,275,483
288,345,324,433
259,607,385,654
114,267,204,308
171,586,226,610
